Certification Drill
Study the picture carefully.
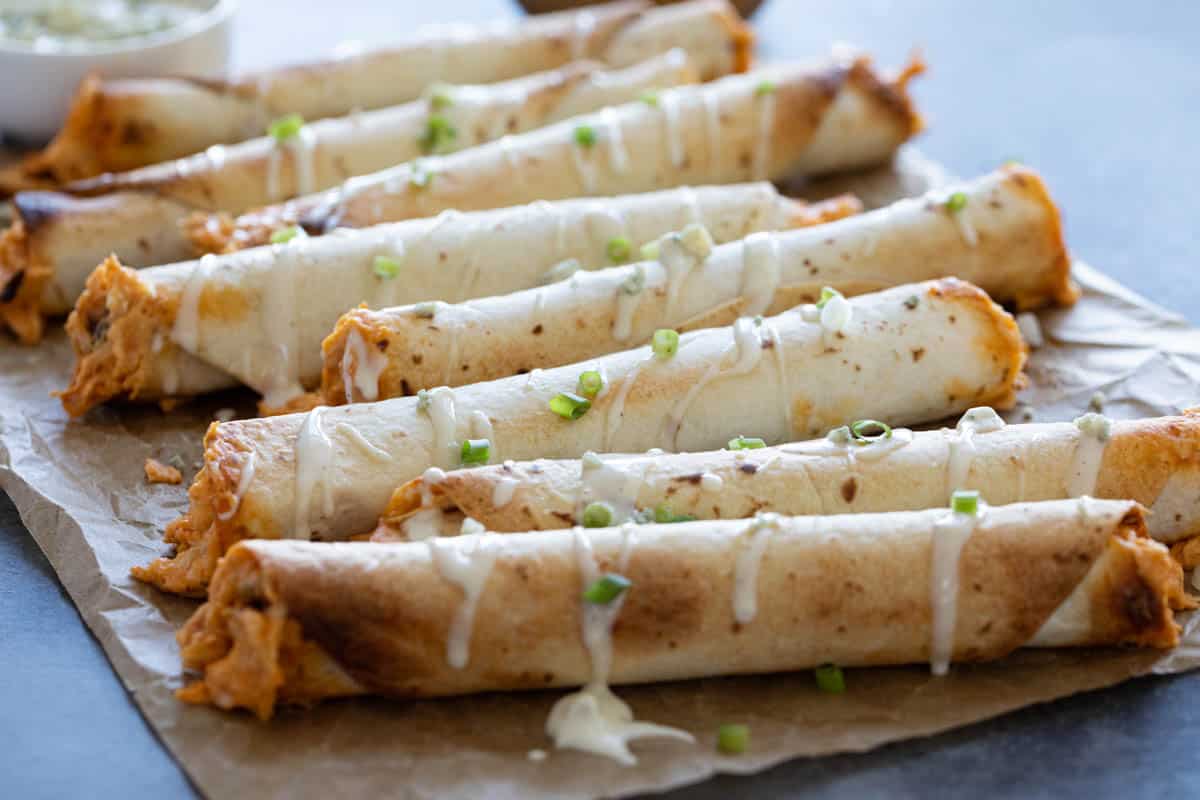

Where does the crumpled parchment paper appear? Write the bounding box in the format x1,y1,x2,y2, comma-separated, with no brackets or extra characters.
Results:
2,149,1198,800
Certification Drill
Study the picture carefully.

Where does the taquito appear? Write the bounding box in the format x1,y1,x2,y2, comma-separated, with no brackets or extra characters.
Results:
378,410,1200,544
59,184,858,416
135,277,1025,597
176,499,1191,720
323,165,1072,404
187,53,924,253
4,0,751,190
0,53,702,344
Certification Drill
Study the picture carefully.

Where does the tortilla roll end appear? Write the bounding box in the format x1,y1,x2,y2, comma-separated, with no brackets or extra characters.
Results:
133,422,266,598
177,501,1188,719
1000,162,1078,309
59,256,168,417
0,217,45,343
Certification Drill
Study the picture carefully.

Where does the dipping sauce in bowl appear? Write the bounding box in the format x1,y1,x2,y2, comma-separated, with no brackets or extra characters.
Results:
0,1,209,50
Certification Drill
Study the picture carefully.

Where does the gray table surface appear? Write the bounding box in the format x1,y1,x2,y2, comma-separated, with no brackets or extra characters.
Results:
4,1,1200,797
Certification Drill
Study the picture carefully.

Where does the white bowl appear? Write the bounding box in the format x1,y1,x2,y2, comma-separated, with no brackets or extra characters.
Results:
0,0,237,143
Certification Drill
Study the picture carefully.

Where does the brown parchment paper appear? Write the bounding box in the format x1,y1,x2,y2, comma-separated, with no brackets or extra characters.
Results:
2,149,1200,800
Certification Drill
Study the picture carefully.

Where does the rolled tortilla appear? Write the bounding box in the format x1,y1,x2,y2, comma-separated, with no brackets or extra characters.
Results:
323,165,1072,405
0,53,703,344
378,410,1200,544
3,0,752,191
187,53,924,253
133,277,1025,597
59,184,857,416
175,499,1191,719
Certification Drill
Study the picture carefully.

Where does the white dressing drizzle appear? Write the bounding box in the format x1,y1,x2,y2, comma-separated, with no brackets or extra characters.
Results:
752,85,776,180
335,422,390,463
762,320,792,434
340,329,388,403
664,318,764,450
546,526,692,764
403,467,447,541
732,513,780,623
611,265,646,343
293,407,335,538
659,90,685,168
945,407,1007,500
579,452,642,524
1066,414,1112,497
217,452,257,522
492,477,519,508
600,107,629,174
700,472,723,492
428,532,498,669
172,254,216,352
701,92,722,168
571,131,599,193
604,358,647,451
739,233,781,317
929,505,985,675
570,9,595,60
426,387,459,469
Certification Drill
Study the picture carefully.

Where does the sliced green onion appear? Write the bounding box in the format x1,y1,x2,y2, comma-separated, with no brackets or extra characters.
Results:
639,239,661,260
460,438,490,465
606,236,632,264
542,258,581,284
267,113,304,142
903,294,920,310
416,389,432,412
951,489,980,515
945,191,968,213
582,573,631,604
728,435,766,451
816,286,841,310
652,328,679,359
653,503,696,524
373,255,402,279
419,114,457,154
582,501,614,528
413,302,438,318
577,370,604,398
639,89,660,107
549,392,591,420
574,124,597,148
716,723,750,754
755,80,777,96
849,419,892,444
814,663,846,693
753,315,764,326
269,225,302,245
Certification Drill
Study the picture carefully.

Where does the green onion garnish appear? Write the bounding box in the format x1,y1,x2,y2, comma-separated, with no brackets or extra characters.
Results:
652,328,679,359
728,435,766,451
542,258,581,284
577,370,604,398
653,503,696,524
574,125,597,148
267,113,304,142
582,573,631,604
269,226,302,245
639,89,659,107
413,302,438,318
716,723,749,754
814,663,846,693
639,240,661,260
549,392,591,420
419,114,457,155
951,489,980,515
416,389,432,412
849,419,892,444
621,266,646,295
903,295,920,310
460,438,490,465
755,80,776,96
582,501,614,528
945,192,968,213
816,286,841,310
606,236,632,264
373,255,402,279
